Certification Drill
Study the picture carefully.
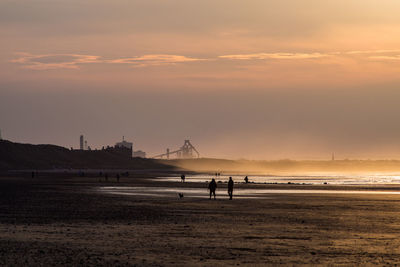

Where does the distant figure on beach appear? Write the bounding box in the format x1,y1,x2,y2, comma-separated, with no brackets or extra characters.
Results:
181,174,185,183
244,176,249,184
228,177,234,200
116,173,120,182
208,178,217,200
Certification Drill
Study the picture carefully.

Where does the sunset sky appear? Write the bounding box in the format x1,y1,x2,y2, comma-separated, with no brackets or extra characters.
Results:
2,0,400,159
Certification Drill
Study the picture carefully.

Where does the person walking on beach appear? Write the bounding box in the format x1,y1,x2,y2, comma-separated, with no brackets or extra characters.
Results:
181,174,186,183
228,177,234,200
208,178,217,200
244,176,249,183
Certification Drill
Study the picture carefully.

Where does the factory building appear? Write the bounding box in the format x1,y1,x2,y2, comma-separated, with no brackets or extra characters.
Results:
114,136,133,157
75,135,146,158
115,136,133,150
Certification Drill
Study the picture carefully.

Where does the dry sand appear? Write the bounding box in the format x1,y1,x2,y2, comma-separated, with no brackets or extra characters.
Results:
1,174,400,266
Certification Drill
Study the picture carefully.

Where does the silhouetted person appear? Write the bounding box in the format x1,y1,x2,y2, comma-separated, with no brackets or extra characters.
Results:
208,178,217,200
244,176,249,184
228,177,234,200
116,173,120,182
181,174,185,183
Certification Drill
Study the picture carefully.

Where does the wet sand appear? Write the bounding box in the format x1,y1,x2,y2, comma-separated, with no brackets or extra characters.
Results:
1,174,400,265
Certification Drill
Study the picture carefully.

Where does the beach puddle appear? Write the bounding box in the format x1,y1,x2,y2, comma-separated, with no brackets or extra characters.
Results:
98,186,400,199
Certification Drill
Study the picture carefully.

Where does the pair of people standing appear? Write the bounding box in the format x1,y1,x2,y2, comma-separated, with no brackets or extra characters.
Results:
208,177,234,200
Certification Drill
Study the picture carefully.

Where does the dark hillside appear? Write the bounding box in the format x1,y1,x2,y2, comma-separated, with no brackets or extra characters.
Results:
0,140,172,170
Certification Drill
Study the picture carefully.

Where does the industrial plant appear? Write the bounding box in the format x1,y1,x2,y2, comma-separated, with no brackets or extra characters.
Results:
76,136,199,160
153,140,200,159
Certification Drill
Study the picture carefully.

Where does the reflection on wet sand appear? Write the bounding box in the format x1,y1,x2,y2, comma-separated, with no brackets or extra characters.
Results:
98,186,400,199
155,173,400,185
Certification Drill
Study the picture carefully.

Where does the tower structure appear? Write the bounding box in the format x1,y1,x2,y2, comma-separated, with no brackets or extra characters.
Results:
152,140,200,159
179,140,197,158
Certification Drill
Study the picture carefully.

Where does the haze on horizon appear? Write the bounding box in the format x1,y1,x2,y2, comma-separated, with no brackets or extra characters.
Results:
1,0,400,160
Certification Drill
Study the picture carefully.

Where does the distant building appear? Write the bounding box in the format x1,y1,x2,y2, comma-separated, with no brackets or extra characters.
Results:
80,135,84,150
115,136,133,157
115,136,133,150
133,150,146,158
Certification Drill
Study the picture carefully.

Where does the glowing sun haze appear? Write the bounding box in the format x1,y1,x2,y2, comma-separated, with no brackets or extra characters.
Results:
1,0,400,159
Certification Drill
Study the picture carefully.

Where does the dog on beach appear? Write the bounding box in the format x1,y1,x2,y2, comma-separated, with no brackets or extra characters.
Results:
178,193,184,199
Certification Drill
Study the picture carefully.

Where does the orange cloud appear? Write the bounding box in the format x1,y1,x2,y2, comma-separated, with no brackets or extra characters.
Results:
219,52,329,60
10,53,101,70
11,50,400,71
11,53,205,70
107,54,206,67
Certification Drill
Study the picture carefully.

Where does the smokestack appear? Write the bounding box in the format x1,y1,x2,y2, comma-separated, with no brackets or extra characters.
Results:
80,135,84,150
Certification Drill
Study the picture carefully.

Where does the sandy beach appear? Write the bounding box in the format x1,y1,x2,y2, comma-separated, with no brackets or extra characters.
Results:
1,173,400,266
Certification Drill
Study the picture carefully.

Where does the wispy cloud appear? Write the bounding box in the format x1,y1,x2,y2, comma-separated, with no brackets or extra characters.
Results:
11,53,204,70
344,49,400,61
10,53,101,70
107,54,205,67
11,50,400,70
345,49,400,55
219,52,329,60
369,55,400,60
219,50,400,63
